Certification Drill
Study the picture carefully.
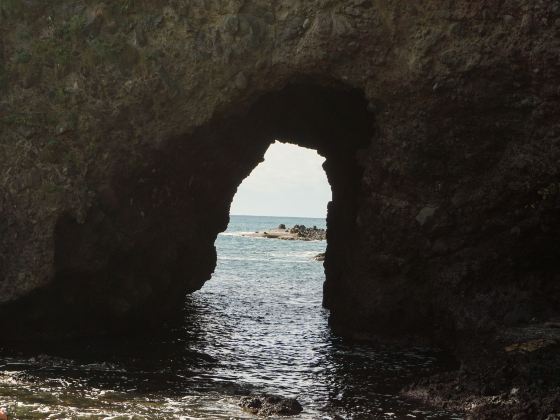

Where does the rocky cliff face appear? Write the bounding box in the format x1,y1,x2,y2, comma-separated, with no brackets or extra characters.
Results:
1,1,559,340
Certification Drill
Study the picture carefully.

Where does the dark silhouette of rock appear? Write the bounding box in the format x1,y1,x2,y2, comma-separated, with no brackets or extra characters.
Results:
239,395,303,416
4,1,558,349
1,2,560,416
314,252,326,261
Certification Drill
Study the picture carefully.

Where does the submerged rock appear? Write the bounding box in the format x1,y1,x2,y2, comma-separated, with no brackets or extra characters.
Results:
239,395,303,416
314,252,326,261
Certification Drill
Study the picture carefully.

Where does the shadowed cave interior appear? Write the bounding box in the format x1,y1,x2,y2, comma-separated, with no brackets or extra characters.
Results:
3,81,375,339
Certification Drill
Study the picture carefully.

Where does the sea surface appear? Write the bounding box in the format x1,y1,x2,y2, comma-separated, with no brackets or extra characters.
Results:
0,215,461,419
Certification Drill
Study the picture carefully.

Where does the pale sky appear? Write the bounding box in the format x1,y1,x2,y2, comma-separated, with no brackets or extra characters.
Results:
230,142,331,218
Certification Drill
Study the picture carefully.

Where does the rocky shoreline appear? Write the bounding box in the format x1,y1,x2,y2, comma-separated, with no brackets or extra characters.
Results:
241,224,326,241
403,322,560,419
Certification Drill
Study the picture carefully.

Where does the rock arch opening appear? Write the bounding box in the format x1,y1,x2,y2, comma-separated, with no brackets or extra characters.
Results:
4,81,374,338
229,141,331,219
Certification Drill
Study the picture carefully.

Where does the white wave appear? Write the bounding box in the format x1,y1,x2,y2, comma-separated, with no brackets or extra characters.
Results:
219,231,261,237
217,256,273,262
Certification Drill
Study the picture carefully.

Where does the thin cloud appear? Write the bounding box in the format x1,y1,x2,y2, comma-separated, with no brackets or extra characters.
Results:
230,142,331,218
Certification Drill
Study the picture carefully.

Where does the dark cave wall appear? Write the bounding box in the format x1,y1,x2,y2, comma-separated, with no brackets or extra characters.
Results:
1,1,560,340
326,72,560,337
0,83,374,338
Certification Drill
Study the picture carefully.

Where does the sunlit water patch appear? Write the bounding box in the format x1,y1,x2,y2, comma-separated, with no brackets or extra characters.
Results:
0,215,462,419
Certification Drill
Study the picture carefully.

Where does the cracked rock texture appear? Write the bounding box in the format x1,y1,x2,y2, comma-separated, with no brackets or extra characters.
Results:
0,1,559,340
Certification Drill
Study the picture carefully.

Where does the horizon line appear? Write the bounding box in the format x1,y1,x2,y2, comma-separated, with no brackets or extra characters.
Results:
230,213,326,219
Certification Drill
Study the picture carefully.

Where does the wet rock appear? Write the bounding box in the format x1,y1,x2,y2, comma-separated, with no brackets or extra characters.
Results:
239,394,303,416
314,252,326,261
505,339,558,353
289,224,326,240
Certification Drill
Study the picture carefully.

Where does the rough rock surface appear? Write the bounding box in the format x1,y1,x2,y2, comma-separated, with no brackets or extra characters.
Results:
405,321,560,418
1,1,560,415
239,395,303,416
242,224,326,240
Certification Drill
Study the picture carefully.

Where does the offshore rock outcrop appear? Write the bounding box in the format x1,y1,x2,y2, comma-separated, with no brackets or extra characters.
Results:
242,224,326,240
0,0,559,381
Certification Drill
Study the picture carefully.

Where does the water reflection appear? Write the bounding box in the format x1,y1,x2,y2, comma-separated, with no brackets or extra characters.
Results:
0,216,462,418
0,311,457,419
0,298,458,419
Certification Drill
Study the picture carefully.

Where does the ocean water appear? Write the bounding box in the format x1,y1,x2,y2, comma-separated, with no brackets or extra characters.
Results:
0,215,461,419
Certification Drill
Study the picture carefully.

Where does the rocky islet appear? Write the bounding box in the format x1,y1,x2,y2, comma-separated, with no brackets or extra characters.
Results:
242,224,326,240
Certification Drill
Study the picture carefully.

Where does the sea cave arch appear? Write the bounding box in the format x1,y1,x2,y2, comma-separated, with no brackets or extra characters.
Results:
9,81,375,338
3,74,560,343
